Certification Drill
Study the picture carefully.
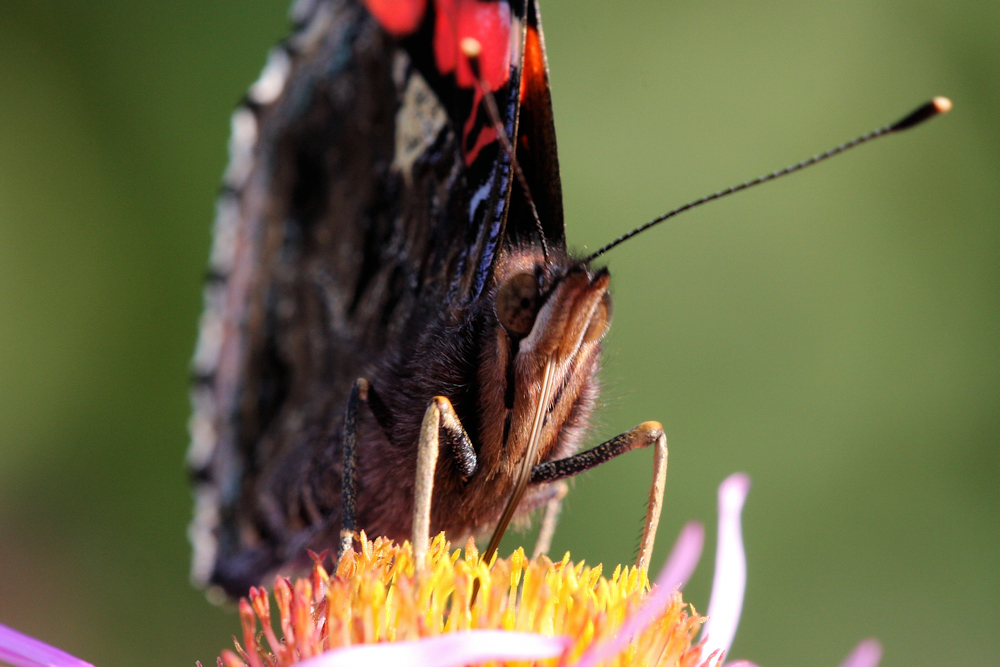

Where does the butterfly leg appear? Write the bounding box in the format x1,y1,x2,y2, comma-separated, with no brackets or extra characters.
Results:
530,421,667,571
340,382,477,558
412,396,477,569
339,378,367,556
338,378,400,554
532,481,568,559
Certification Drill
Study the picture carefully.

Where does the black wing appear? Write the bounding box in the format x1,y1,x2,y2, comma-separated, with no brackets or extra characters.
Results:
188,0,565,591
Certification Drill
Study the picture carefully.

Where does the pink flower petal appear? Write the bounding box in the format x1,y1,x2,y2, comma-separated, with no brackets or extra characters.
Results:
574,520,706,667
0,623,94,667
294,631,570,667
725,661,760,667
658,521,705,592
839,639,882,667
700,473,751,662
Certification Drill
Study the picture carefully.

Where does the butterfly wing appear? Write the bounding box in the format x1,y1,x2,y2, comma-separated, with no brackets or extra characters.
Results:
188,0,565,594
506,0,565,248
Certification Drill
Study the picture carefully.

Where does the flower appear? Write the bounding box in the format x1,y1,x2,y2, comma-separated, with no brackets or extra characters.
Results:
701,473,751,661
216,529,710,667
0,623,94,667
211,473,745,667
0,474,884,667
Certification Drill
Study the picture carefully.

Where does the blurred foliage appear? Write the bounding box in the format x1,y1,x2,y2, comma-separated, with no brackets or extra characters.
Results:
0,1,996,666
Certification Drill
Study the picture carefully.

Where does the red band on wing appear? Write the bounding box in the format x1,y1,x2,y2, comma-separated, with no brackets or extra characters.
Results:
462,86,499,165
519,24,544,104
365,0,515,166
435,0,513,165
433,0,511,90
363,0,427,36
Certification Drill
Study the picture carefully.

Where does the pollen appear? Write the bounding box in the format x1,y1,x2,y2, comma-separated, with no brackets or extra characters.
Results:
216,533,711,667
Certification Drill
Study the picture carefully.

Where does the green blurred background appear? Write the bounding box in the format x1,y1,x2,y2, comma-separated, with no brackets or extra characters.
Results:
0,0,996,665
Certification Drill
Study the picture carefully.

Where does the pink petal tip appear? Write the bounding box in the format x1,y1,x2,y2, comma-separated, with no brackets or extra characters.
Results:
701,473,752,662
839,639,883,667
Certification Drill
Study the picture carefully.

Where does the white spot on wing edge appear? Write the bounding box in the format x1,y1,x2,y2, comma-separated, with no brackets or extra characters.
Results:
192,307,224,376
209,194,239,274
189,484,221,586
223,107,258,189
249,47,291,105
186,388,218,471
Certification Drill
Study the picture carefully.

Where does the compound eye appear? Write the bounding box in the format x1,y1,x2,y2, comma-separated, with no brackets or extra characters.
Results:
496,272,540,336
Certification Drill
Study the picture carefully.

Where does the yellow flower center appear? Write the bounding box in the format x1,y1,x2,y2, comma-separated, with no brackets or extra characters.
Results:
218,533,709,667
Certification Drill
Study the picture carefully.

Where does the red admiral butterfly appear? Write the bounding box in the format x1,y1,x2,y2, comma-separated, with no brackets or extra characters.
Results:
187,0,948,599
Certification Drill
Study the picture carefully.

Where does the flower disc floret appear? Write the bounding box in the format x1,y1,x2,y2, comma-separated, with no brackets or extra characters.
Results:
219,533,710,667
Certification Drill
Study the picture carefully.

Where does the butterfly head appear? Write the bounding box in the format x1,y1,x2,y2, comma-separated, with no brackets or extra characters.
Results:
474,245,610,495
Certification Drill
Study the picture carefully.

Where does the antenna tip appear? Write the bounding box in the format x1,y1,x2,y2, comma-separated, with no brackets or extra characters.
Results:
933,96,953,114
891,97,954,132
460,37,482,59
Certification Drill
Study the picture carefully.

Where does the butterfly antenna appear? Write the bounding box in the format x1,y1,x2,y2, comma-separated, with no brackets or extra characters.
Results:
463,38,550,262
585,96,952,263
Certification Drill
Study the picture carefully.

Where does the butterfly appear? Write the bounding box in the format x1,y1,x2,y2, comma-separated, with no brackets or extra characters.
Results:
187,0,667,599
186,0,948,600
